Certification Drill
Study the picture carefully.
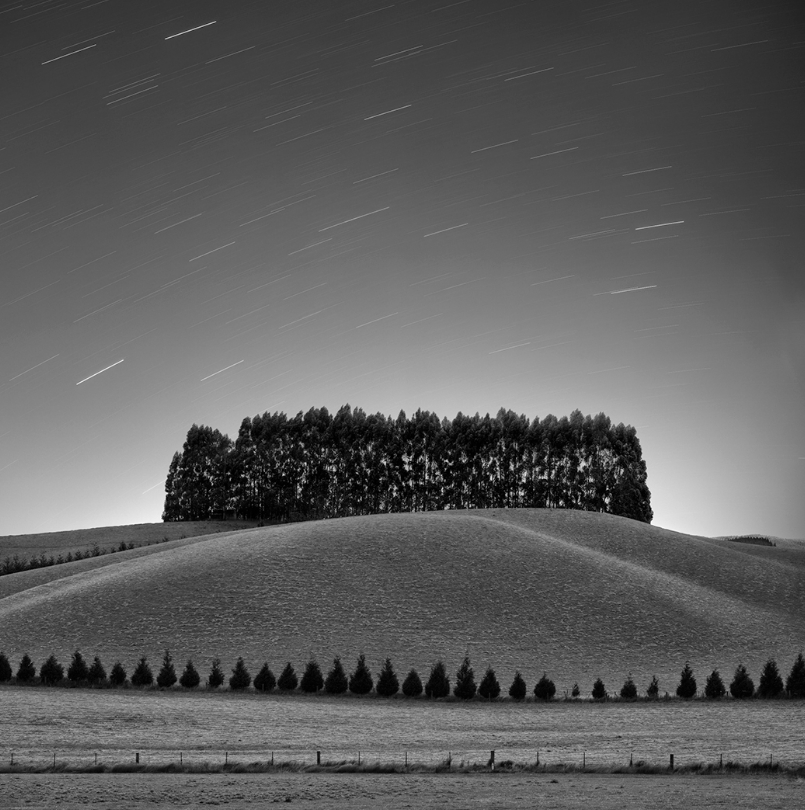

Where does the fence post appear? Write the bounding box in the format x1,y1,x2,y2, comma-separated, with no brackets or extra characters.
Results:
180,752,183,766
225,751,228,766
10,753,13,766
669,754,674,770
405,751,408,768
271,751,274,765
536,749,540,767
490,750,495,770
136,752,140,764
582,751,585,769
629,751,633,767
95,753,97,766
719,753,723,769
53,752,56,768
317,750,321,766
358,750,361,765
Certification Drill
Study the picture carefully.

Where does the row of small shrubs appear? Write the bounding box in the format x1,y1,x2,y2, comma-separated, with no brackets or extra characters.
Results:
2,650,804,700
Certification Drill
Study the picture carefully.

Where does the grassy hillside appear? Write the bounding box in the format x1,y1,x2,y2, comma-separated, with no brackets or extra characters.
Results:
0,520,260,562
0,510,802,694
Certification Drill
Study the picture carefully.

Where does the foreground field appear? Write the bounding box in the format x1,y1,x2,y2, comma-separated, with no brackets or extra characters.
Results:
1,510,803,690
1,772,802,810
2,686,804,769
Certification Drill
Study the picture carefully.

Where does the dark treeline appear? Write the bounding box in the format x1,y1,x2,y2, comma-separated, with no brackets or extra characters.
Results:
162,406,652,524
2,649,804,701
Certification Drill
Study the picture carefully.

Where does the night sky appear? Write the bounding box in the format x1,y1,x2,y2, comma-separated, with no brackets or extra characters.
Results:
2,0,803,539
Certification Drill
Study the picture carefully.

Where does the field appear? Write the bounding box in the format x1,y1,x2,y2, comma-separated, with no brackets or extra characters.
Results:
1,687,803,809
1,509,803,690
0,520,260,562
2,772,802,810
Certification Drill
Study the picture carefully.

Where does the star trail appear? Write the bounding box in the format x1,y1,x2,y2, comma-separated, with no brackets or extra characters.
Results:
1,0,803,538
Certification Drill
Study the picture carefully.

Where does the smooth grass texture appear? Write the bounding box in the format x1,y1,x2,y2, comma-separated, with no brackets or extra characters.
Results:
0,520,259,561
3,685,805,769
0,509,803,689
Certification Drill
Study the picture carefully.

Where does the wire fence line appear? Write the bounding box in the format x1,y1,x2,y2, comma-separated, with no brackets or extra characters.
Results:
2,747,797,773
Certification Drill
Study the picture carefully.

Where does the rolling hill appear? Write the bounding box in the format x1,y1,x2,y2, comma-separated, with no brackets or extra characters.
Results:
0,509,802,694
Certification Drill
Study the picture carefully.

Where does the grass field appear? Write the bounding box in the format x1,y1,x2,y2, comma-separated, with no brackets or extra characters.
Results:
2,772,801,810
0,520,260,562
2,685,804,769
0,509,803,690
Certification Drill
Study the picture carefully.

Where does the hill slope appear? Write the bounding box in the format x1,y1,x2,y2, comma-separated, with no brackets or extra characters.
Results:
0,510,802,693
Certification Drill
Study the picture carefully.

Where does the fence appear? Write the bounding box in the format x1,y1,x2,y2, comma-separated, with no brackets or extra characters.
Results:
2,747,794,774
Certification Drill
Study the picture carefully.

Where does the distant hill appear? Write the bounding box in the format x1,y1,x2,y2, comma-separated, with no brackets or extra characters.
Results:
0,510,802,694
0,520,259,562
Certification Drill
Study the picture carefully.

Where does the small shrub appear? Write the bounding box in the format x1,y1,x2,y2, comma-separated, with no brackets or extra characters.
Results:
109,662,127,686
131,656,154,687
401,668,423,697
324,657,348,694
277,662,298,691
508,671,526,701
208,658,224,688
619,674,637,700
571,682,580,698
376,658,399,697
786,652,805,697
453,655,476,700
67,650,89,683
591,678,607,700
757,658,784,698
646,675,659,699
156,650,177,688
179,660,200,689
229,657,251,690
534,673,556,701
729,664,755,699
349,654,373,695
676,663,697,699
424,660,450,699
704,669,726,699
0,653,12,682
87,656,107,685
478,666,500,700
300,659,324,693
16,654,36,683
253,663,276,693
40,654,64,685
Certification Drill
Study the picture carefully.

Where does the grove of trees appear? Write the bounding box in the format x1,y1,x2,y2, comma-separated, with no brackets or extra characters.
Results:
162,406,653,524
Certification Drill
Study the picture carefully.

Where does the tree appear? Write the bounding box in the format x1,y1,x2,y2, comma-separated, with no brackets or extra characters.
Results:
376,658,399,697
571,682,580,698
131,656,154,687
67,650,89,683
324,657,348,694
425,660,450,698
786,652,805,697
478,666,500,699
509,671,527,701
87,656,107,685
229,657,252,690
156,650,177,688
453,655,476,700
349,654,374,695
109,661,127,686
534,673,556,701
757,658,784,698
179,660,201,689
40,654,64,685
208,658,224,688
300,659,324,693
277,662,298,691
253,663,276,693
16,654,36,683
619,674,637,700
402,668,422,697
676,663,696,699
0,652,12,682
704,669,726,699
646,675,659,699
591,678,607,700
729,664,754,699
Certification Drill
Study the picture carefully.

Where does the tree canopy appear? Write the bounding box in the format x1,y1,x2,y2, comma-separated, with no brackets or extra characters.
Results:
163,406,652,523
